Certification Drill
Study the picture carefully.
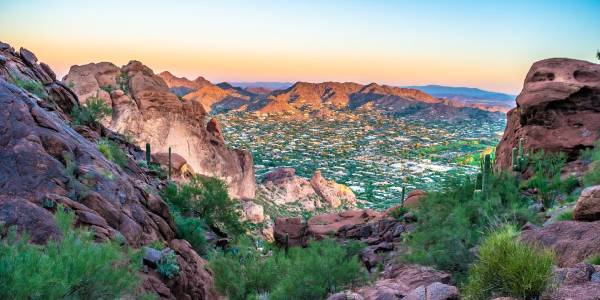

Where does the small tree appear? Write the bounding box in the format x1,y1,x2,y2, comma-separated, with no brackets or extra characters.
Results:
71,95,112,128
597,50,600,61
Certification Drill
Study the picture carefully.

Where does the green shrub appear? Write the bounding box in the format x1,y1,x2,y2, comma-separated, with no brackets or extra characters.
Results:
388,205,409,220
157,249,180,279
556,209,574,221
463,226,555,300
209,238,366,300
97,138,128,168
11,76,47,99
100,85,114,93
582,140,600,187
586,254,600,265
161,176,246,238
0,206,142,299
404,172,537,278
173,212,207,255
526,150,567,208
71,96,112,128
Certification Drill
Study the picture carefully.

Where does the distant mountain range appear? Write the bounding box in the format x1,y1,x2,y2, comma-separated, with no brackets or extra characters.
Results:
404,85,516,112
157,72,507,121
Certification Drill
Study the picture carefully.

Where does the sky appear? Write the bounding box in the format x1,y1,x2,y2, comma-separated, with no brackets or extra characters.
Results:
1,0,599,94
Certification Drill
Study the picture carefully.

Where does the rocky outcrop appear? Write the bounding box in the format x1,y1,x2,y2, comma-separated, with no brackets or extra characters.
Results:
0,43,216,299
259,168,357,210
403,189,428,208
0,42,78,115
574,185,600,221
495,58,600,170
64,61,256,199
329,263,456,300
274,209,408,272
311,170,357,208
521,220,600,267
545,262,600,300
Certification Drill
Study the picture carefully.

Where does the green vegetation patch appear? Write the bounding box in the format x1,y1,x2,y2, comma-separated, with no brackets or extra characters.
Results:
0,206,143,299
463,226,555,300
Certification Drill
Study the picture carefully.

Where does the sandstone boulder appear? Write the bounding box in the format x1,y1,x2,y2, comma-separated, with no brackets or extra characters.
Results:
495,58,600,170
259,167,321,209
521,220,600,267
356,263,453,300
274,217,306,247
242,201,265,223
404,190,428,208
311,170,357,208
574,185,600,221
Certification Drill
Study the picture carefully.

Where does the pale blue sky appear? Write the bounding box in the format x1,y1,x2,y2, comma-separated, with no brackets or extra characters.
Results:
1,0,599,93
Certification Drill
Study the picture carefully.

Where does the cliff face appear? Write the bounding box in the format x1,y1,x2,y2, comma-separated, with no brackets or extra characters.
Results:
495,58,600,170
64,61,256,199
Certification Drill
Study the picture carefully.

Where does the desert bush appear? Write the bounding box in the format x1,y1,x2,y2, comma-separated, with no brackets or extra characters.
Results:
556,209,574,221
71,96,112,128
97,138,128,168
404,172,537,278
582,140,600,187
209,238,366,300
0,206,142,299
157,249,180,279
463,226,555,300
11,76,47,99
161,176,246,239
388,205,409,220
173,212,207,255
526,150,567,208
586,254,600,265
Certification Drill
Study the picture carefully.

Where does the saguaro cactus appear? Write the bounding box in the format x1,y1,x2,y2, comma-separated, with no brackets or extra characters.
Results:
512,138,529,172
482,153,491,195
400,185,406,206
145,143,151,165
168,147,172,180
284,233,289,256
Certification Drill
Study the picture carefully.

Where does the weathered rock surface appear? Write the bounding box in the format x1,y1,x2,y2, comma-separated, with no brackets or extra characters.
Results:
355,263,453,300
241,201,265,223
403,190,428,208
544,263,600,300
64,61,256,199
521,220,600,267
574,185,600,221
0,43,78,114
495,58,600,170
259,168,356,211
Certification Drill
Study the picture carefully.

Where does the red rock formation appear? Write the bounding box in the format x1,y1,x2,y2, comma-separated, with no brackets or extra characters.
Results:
403,190,428,208
310,170,357,208
0,43,217,299
573,185,600,221
64,61,256,199
521,221,600,267
495,58,600,170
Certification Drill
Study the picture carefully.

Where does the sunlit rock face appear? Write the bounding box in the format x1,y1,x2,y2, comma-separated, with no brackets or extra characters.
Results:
495,58,600,170
64,61,256,199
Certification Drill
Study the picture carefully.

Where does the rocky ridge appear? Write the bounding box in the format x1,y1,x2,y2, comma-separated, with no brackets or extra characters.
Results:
63,61,256,199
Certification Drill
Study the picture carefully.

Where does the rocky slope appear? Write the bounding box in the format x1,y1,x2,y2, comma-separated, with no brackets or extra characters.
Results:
63,62,256,199
495,58,600,170
0,42,216,299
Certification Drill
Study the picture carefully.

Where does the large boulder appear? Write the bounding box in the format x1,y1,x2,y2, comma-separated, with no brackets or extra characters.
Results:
64,61,256,199
310,170,357,208
521,220,600,267
355,263,453,300
574,185,600,221
403,190,428,208
495,58,600,170
259,168,321,210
